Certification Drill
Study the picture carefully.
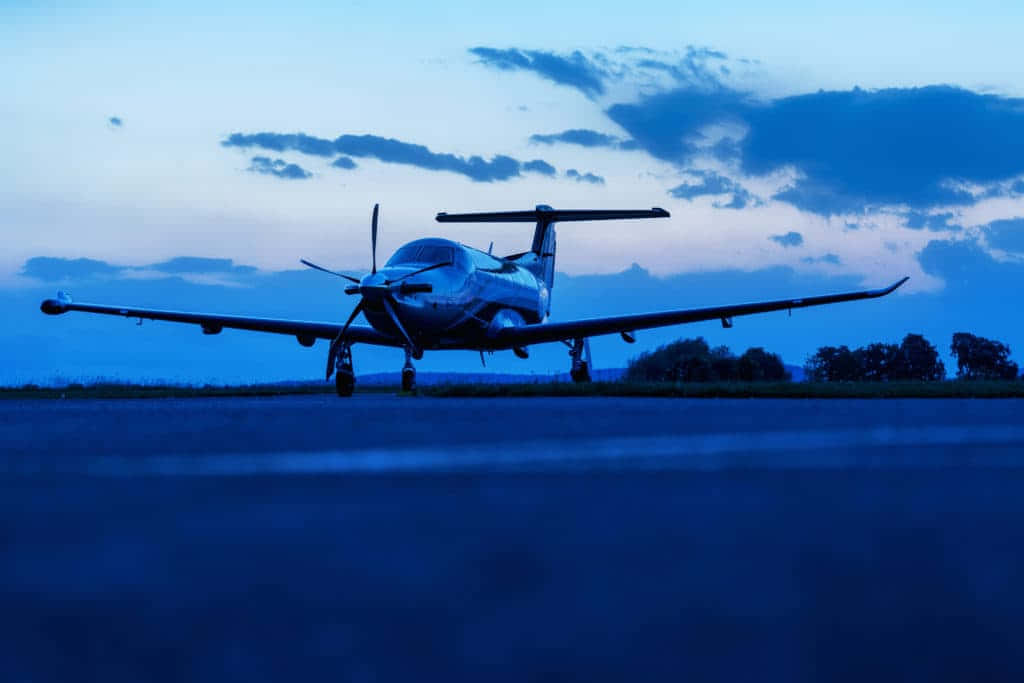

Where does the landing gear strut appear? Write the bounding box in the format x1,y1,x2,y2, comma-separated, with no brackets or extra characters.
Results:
401,347,417,392
334,343,355,397
569,337,592,383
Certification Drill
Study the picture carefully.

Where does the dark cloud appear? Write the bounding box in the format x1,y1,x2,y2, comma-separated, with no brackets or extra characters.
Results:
333,134,522,182
802,253,841,265
669,170,756,209
223,132,335,157
148,257,257,275
21,257,121,281
985,217,1024,253
565,169,605,184
469,47,607,98
529,129,626,148
224,132,552,183
108,116,122,127
905,211,957,231
607,88,752,162
331,156,357,170
248,156,312,180
608,84,1024,214
523,159,556,176
769,232,804,248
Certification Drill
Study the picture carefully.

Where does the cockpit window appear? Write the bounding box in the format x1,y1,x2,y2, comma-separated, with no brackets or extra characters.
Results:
386,244,454,266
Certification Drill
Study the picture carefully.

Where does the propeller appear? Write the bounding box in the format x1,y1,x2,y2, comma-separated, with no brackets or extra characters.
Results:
302,203,450,378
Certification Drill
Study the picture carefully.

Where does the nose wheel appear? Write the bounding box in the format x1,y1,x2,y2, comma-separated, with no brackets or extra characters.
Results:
401,347,417,393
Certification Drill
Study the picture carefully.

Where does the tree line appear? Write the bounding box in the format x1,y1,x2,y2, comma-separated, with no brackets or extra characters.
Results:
625,332,1020,383
625,337,790,382
804,333,1020,382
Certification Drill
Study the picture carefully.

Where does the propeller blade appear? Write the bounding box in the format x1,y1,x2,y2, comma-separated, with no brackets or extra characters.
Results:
300,259,361,284
325,300,365,380
384,260,452,284
584,338,592,365
371,203,379,274
381,296,417,354
339,299,364,338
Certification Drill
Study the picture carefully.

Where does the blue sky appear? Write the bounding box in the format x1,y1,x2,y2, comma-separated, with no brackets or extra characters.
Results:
3,0,1024,382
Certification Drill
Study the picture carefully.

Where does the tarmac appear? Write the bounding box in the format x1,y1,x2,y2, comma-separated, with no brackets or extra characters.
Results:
2,395,1024,680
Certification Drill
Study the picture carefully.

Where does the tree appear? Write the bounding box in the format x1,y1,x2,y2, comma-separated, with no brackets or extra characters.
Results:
738,347,790,382
625,338,792,383
892,334,945,381
951,333,1019,380
860,343,899,381
804,346,863,382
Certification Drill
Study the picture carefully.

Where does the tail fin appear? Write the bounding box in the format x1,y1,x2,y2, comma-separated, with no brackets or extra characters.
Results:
436,205,670,312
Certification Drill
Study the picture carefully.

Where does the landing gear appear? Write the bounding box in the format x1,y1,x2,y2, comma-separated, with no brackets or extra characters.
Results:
569,337,592,383
401,347,417,392
334,343,355,397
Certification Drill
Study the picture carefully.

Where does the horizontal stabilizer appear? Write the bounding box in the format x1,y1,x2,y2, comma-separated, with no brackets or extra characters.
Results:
436,207,669,223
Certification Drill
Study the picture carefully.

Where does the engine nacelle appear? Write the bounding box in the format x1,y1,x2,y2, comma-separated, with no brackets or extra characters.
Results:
486,308,526,338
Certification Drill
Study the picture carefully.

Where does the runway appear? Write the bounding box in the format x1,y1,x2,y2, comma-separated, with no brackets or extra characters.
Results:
3,395,1024,680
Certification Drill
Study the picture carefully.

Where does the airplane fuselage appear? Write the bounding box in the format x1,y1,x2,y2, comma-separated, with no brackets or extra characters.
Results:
360,238,549,350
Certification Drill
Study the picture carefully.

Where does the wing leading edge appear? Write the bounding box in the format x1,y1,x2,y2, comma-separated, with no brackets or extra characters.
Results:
493,277,909,348
39,298,399,347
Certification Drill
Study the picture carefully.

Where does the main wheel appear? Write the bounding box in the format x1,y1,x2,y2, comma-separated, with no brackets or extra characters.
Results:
401,367,416,393
335,369,355,397
570,362,592,383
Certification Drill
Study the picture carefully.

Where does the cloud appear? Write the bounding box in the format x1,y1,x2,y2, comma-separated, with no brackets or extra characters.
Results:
769,232,804,248
565,169,605,184
984,217,1024,253
802,253,841,265
1012,180,1024,194
224,132,557,183
148,257,257,275
633,45,730,91
108,116,122,128
529,129,626,148
607,83,1024,214
669,170,756,209
469,47,607,98
331,156,357,170
523,159,556,176
247,156,312,180
223,132,335,157
607,88,752,162
21,257,121,281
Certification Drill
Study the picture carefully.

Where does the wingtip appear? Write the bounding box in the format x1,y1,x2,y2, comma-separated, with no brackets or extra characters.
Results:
40,299,67,315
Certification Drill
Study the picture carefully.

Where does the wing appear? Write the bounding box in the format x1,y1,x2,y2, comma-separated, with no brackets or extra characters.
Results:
39,297,400,347
494,278,909,348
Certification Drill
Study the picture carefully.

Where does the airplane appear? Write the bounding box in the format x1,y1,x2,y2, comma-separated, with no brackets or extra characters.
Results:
40,204,908,396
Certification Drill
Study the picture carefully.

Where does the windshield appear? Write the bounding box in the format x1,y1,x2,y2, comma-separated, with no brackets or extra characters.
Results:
387,244,454,266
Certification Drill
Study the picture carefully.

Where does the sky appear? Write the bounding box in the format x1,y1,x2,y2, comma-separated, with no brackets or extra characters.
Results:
4,0,1024,383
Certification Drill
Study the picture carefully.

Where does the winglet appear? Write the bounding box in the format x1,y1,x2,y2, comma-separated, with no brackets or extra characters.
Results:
880,277,910,296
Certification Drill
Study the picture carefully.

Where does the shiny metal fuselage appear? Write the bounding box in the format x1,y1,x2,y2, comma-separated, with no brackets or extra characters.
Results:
359,238,548,350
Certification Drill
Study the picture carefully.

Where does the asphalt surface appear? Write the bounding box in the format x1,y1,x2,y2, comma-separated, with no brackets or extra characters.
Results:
3,395,1024,681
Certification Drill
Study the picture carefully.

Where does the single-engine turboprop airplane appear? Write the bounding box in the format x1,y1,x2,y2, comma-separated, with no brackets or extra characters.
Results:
41,204,908,395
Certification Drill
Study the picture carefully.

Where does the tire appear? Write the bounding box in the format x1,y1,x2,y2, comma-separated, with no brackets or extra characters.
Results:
571,362,592,383
401,368,416,393
335,370,355,397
